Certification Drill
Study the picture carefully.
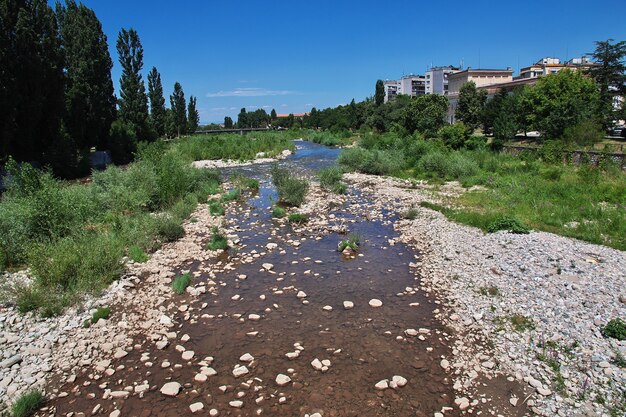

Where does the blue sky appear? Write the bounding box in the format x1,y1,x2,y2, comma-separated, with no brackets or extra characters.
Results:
71,0,625,123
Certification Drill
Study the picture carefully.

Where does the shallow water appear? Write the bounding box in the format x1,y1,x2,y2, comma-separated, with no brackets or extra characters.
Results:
51,141,459,416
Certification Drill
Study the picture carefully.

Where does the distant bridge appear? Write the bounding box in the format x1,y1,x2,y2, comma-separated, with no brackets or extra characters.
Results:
193,127,278,135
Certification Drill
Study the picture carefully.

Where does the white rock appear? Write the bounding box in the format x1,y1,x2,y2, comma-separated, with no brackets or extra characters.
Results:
369,299,383,307
343,301,354,309
240,353,254,362
262,263,274,271
374,379,389,390
182,350,195,361
311,358,323,370
160,382,181,397
297,291,307,299
275,374,291,386
233,365,249,378
391,375,407,388
190,402,204,413
229,400,243,408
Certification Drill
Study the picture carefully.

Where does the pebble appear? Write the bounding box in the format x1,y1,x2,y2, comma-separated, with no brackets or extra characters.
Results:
343,301,354,309
369,299,383,307
276,374,291,386
160,382,181,397
189,402,204,413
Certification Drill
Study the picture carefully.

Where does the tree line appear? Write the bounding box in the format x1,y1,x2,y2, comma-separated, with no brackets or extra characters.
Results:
0,0,200,178
275,40,625,148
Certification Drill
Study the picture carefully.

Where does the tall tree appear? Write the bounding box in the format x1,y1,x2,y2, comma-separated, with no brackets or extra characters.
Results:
403,94,448,136
169,82,187,136
375,80,385,106
270,109,277,120
187,95,199,133
456,81,487,131
147,66,166,137
237,108,247,128
0,0,64,163
224,116,233,129
56,0,115,152
588,39,626,129
116,28,150,140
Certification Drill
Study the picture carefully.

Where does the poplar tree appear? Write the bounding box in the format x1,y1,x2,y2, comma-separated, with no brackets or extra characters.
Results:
56,0,115,151
147,67,166,137
375,80,385,106
187,96,199,134
457,81,487,131
224,116,233,128
116,28,150,140
170,82,187,136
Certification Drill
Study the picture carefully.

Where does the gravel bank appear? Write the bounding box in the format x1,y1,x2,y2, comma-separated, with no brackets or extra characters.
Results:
345,172,626,417
192,149,293,169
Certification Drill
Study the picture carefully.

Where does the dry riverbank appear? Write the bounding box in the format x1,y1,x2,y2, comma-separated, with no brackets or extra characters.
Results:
192,149,293,169
344,172,626,417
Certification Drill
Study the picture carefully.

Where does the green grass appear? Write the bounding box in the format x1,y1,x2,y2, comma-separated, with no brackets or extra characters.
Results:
401,207,419,220
128,245,149,262
479,286,500,296
11,389,44,417
272,206,286,218
318,166,347,194
220,188,241,202
602,318,626,341
270,165,309,207
209,201,225,216
287,213,308,224
338,234,360,252
231,174,260,190
206,227,229,251
487,216,530,234
83,306,111,327
172,273,192,295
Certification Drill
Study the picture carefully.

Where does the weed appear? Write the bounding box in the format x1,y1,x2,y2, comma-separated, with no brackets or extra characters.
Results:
613,351,626,368
487,216,530,234
287,213,308,224
338,234,360,252
156,216,185,242
231,174,260,190
11,389,44,417
602,318,626,341
206,227,229,251
84,306,111,327
479,286,500,296
272,207,286,218
270,165,309,207
402,207,419,220
509,314,536,332
220,189,241,202
128,245,148,263
172,273,192,295
318,166,346,194
209,201,225,216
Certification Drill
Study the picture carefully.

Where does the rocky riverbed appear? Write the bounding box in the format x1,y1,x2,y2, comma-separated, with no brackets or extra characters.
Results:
1,141,624,417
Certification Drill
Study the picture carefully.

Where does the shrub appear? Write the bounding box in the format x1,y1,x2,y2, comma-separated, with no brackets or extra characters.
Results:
487,216,530,234
231,174,259,190
338,148,404,176
155,216,185,242
318,166,346,194
417,152,449,177
220,188,241,202
541,166,563,181
206,227,228,250
465,135,488,150
272,207,286,218
287,213,308,224
479,286,500,296
402,207,419,220
209,201,225,216
538,140,566,164
602,318,626,341
561,120,604,147
11,389,44,417
84,306,111,327
438,123,471,149
172,273,192,295
270,165,309,207
447,153,479,178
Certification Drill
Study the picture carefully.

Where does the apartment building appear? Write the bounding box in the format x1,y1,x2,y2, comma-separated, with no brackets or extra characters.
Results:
425,66,459,95
514,56,596,80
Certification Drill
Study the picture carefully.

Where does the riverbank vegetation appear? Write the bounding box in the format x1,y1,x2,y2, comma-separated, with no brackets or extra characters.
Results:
270,165,309,207
175,132,295,161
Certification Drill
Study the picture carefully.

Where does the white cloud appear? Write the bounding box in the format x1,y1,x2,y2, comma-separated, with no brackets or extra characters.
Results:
281,104,288,107
206,88,295,98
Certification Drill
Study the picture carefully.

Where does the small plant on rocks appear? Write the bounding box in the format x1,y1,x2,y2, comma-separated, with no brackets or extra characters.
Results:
272,206,286,218
487,216,530,234
287,213,308,224
509,314,536,332
402,207,419,220
479,286,500,296
209,201,225,216
128,245,148,263
602,318,626,341
206,227,229,251
338,234,360,252
172,273,192,295
84,307,111,328
220,188,241,203
11,389,44,417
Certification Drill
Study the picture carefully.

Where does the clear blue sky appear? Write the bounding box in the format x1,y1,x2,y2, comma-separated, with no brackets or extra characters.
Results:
70,0,625,124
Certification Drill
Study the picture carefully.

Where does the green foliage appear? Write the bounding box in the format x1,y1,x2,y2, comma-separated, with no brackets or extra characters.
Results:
90,307,111,323
175,132,295,161
209,201,225,216
338,234,360,252
538,140,566,164
128,245,148,262
172,273,192,295
487,216,531,234
602,318,626,341
402,207,419,220
307,130,352,146
155,216,185,242
148,67,166,137
318,166,346,194
561,120,605,147
438,123,471,149
11,389,44,417
588,39,626,130
456,81,487,130
231,174,260,190
403,94,449,136
109,119,137,164
206,227,228,250
338,147,405,175
270,165,309,207
272,207,286,218
220,189,241,202
375,80,385,106
287,213,308,223
187,95,199,134
170,82,187,136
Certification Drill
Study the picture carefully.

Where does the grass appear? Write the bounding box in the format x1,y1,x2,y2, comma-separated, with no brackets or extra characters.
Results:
220,188,241,203
338,234,360,252
495,314,535,332
402,207,419,220
318,166,347,194
270,164,309,207
231,174,260,190
209,201,225,216
128,245,149,263
306,130,353,147
83,306,111,327
479,286,500,296
206,227,229,251
287,213,308,224
172,273,192,295
602,318,626,341
176,131,296,161
338,132,626,251
11,389,44,417
272,206,286,218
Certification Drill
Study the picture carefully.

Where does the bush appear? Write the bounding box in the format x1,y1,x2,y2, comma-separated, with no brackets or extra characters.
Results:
447,153,479,178
90,307,111,324
270,165,309,207
11,389,44,417
128,245,148,262
402,207,419,220
539,140,566,164
438,123,471,150
220,188,241,202
209,201,225,216
287,213,308,223
417,152,449,177
172,273,192,295
465,135,488,150
206,227,228,250
155,216,185,242
602,318,626,341
338,148,405,176
561,119,604,148
318,166,346,194
231,174,259,190
272,207,286,218
487,216,530,234
109,120,137,165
